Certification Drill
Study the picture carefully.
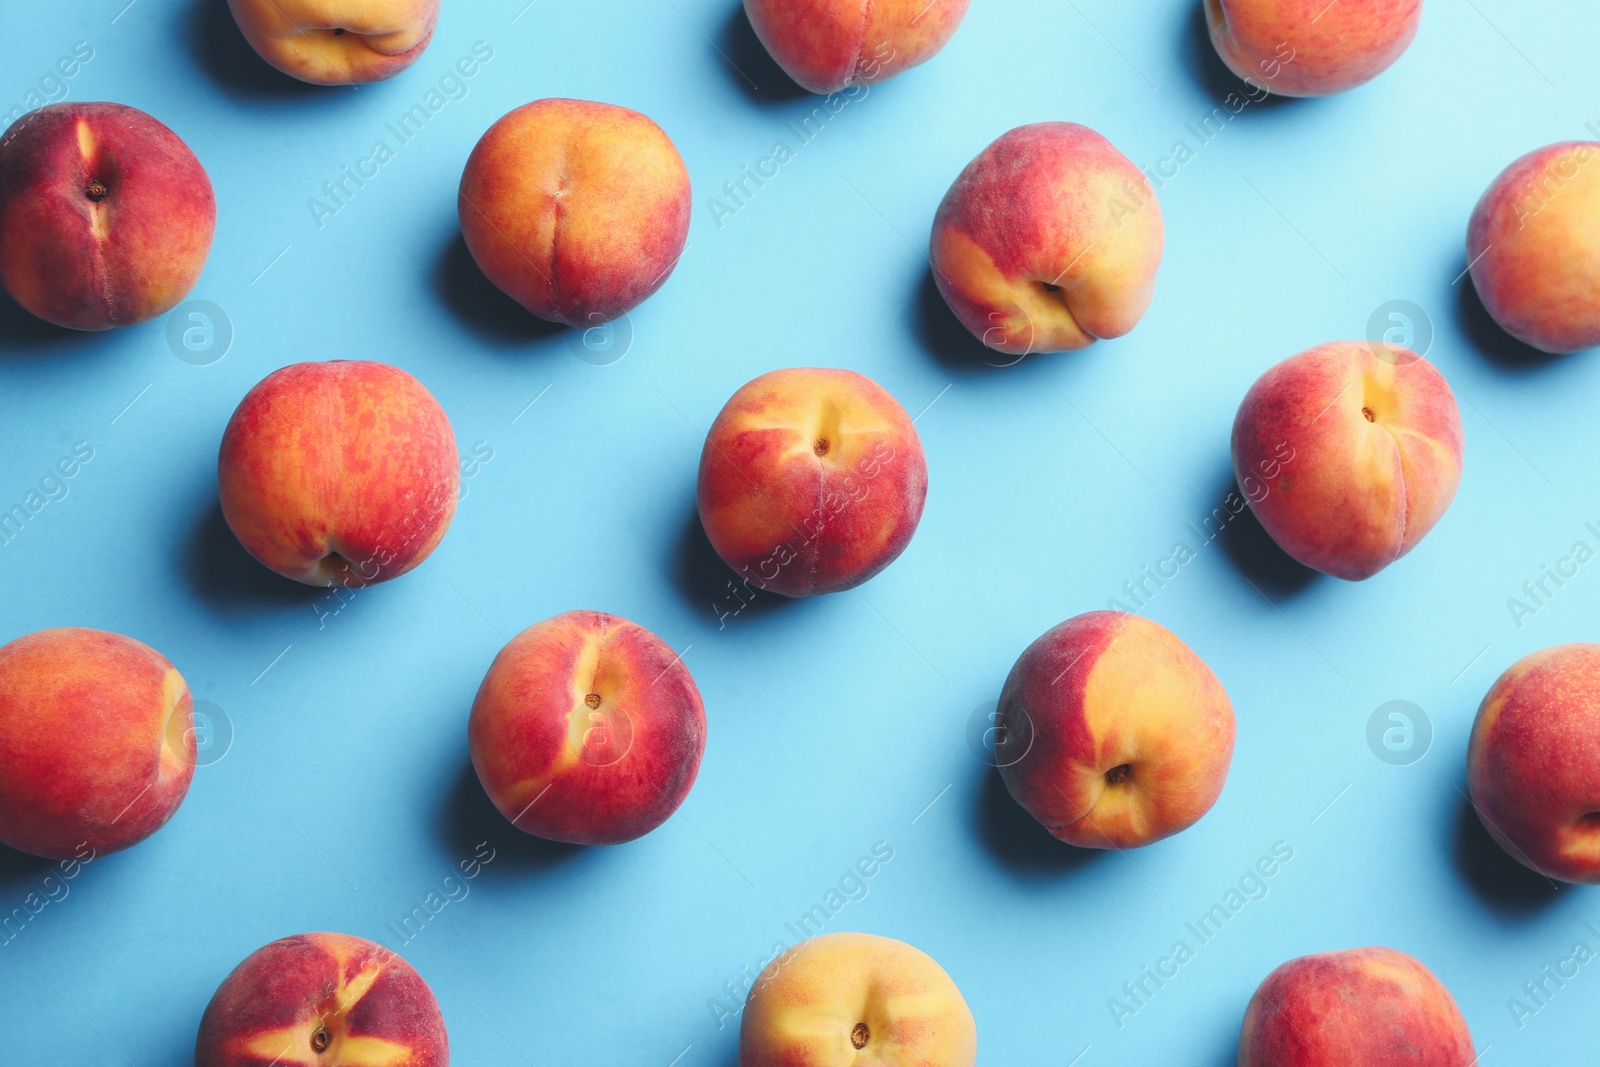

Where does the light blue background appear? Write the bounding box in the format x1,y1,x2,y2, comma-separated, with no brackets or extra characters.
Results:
2,0,1599,1062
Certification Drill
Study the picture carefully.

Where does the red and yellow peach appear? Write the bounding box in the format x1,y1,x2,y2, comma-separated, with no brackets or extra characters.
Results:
458,98,691,327
1205,0,1423,97
995,611,1235,850
1468,644,1600,884
697,368,928,597
1231,341,1463,581
469,610,706,846
0,102,214,331
225,0,439,84
739,932,976,1067
930,122,1163,357
743,0,970,94
0,628,194,860
1238,947,1474,1066
195,932,448,1067
218,360,459,588
1468,141,1600,354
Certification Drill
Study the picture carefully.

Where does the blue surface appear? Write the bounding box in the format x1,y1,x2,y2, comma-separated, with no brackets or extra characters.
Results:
3,0,1600,1063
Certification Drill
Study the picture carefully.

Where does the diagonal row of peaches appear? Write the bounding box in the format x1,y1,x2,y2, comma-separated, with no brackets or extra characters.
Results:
1,0,1597,1064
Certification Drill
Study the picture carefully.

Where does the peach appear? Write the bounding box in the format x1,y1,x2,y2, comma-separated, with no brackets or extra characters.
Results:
1239,947,1474,1066
1468,644,1600,884
1467,141,1600,354
1231,342,1463,581
0,102,214,331
1205,0,1423,98
469,610,705,846
0,628,194,860
995,611,1235,849
930,122,1163,357
196,932,448,1067
743,0,970,94
739,932,976,1067
697,368,928,597
219,360,459,588
225,0,438,85
458,98,690,327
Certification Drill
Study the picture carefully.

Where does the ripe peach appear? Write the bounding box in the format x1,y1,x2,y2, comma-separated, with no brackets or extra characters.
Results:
458,98,690,327
739,932,976,1067
0,628,194,860
1468,141,1600,354
1239,947,1474,1066
1468,644,1600,884
195,932,448,1067
743,0,970,94
1205,0,1423,97
996,611,1235,849
469,610,705,846
218,360,459,588
1231,341,1463,581
225,0,439,85
0,102,214,330
697,367,928,597
930,122,1163,356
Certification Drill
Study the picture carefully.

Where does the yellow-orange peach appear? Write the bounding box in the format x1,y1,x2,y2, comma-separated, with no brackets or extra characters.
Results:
469,611,706,846
743,0,969,94
739,932,976,1067
458,98,691,326
1206,0,1422,98
1231,342,1463,581
1468,141,1600,354
1239,947,1474,1066
0,102,214,330
996,611,1234,849
0,628,194,859
930,122,1163,356
218,360,459,588
1468,644,1600,884
225,0,439,84
196,932,448,1067
697,368,928,597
